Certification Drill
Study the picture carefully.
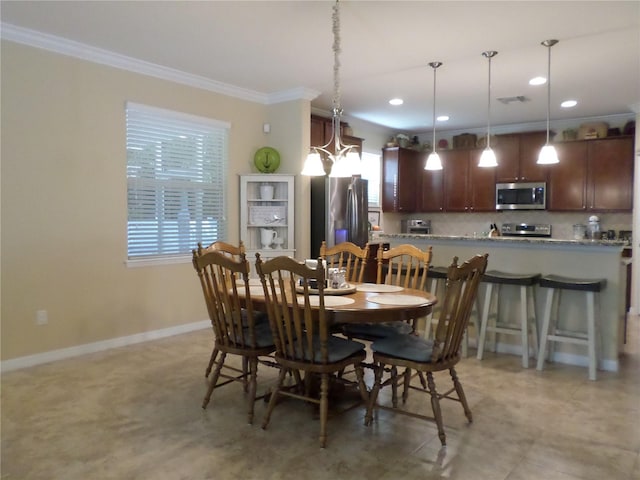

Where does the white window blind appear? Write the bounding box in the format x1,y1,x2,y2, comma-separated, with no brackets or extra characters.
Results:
360,151,381,207
126,102,229,260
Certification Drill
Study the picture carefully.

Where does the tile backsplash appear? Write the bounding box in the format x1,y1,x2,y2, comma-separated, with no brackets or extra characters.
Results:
381,211,632,240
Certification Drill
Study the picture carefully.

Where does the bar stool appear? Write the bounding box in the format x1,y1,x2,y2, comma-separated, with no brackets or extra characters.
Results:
536,275,606,381
426,265,479,357
477,271,541,368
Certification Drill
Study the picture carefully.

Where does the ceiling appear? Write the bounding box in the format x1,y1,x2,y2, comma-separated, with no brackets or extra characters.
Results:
2,1,639,134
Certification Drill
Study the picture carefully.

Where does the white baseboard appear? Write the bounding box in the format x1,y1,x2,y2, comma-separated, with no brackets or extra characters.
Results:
490,342,618,372
0,320,210,374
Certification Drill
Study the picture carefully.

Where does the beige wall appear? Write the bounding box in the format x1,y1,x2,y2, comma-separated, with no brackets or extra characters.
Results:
0,41,308,361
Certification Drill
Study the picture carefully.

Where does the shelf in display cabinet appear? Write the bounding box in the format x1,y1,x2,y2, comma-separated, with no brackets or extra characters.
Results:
247,198,288,202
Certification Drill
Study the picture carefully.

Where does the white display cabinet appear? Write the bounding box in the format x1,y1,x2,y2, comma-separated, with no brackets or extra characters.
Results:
240,174,295,272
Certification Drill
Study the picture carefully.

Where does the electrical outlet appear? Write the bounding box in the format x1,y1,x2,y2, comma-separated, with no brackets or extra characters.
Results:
36,310,48,325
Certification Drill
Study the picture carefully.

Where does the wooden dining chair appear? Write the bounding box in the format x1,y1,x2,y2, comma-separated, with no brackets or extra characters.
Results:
343,244,433,341
192,245,275,424
196,241,269,378
364,253,489,446
319,241,369,284
377,243,432,290
255,254,368,448
199,240,245,257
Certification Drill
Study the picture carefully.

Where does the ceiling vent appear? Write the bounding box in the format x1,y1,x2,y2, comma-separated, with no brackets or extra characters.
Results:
497,95,530,105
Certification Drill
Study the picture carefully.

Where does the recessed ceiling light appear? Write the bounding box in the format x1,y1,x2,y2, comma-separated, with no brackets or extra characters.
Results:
437,115,449,122
561,100,577,108
389,98,403,106
529,76,546,86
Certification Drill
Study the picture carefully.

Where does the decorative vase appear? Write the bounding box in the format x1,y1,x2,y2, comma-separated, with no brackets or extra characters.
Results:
260,184,274,200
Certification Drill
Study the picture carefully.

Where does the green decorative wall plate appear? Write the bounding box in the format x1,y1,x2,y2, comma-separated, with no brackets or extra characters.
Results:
254,147,280,173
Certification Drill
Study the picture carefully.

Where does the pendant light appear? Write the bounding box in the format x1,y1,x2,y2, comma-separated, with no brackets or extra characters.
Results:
301,0,359,177
424,61,443,171
478,51,498,168
537,39,559,165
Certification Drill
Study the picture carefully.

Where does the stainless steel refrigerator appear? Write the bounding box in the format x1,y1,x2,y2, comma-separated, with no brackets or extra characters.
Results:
310,176,369,257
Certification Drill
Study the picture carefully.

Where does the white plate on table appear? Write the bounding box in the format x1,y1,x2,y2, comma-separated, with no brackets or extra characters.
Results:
296,296,355,307
356,284,404,293
367,294,429,306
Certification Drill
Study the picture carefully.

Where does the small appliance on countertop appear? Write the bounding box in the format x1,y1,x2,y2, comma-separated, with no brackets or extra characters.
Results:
587,215,601,240
618,230,632,245
401,219,431,234
500,223,552,237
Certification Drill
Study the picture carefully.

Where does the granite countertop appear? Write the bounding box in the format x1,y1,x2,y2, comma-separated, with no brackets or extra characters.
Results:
376,232,627,248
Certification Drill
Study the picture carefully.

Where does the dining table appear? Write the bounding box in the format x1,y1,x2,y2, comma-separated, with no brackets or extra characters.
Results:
239,279,438,407
241,279,438,327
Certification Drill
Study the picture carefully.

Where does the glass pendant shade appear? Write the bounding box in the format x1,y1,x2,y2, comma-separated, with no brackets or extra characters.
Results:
537,39,560,165
425,152,443,171
343,151,362,175
537,144,559,165
301,151,326,176
329,151,361,178
478,147,498,167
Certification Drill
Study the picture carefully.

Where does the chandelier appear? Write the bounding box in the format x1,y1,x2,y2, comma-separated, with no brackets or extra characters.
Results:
301,0,360,177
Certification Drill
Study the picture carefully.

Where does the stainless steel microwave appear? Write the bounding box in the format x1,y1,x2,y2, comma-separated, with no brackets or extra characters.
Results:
496,182,546,210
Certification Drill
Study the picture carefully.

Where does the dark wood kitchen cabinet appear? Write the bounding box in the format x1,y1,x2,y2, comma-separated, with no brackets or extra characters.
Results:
310,115,330,149
442,149,496,212
547,141,588,210
495,131,548,183
548,136,633,212
589,137,634,211
419,161,444,212
382,147,420,212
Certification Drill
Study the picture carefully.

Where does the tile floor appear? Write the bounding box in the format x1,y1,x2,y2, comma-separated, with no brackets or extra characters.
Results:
2,317,639,479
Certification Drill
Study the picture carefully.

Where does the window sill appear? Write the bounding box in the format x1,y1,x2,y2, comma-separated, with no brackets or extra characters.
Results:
126,254,191,268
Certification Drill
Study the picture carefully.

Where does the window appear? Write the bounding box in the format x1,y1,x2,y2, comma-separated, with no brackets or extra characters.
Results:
126,102,229,263
360,151,381,207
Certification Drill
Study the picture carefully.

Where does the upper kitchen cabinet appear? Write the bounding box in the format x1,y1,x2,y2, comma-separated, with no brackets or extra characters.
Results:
548,136,634,212
442,149,496,212
382,147,420,212
419,157,444,212
547,141,588,210
310,115,329,149
495,131,548,183
589,137,633,211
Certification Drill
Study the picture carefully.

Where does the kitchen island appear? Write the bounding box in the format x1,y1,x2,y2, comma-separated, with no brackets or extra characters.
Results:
376,233,627,372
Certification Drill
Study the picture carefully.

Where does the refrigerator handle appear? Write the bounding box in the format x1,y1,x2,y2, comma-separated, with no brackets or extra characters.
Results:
346,182,356,243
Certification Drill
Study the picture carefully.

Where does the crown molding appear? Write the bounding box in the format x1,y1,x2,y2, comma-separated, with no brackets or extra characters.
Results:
1,22,310,106
268,87,320,104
